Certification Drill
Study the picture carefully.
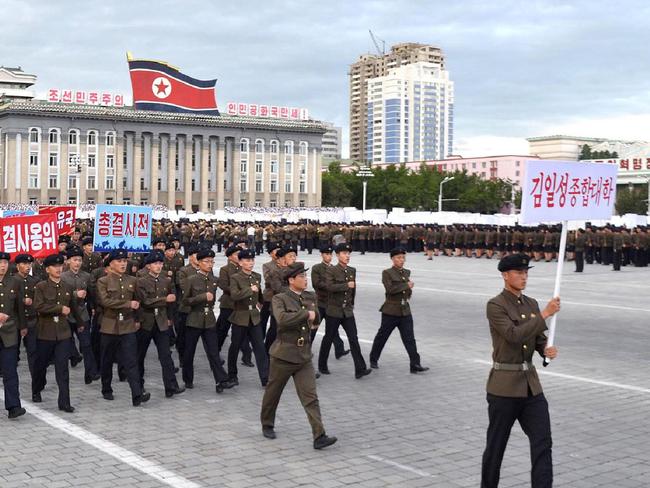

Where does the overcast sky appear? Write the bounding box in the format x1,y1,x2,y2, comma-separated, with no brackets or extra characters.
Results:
2,0,650,158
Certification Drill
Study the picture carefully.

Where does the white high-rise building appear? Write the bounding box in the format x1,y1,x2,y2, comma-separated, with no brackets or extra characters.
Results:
366,61,454,164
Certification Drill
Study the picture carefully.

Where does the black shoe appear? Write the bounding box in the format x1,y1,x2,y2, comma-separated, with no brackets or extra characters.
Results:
215,383,224,394
118,374,126,382
335,350,350,359
262,427,277,439
59,405,75,413
318,368,330,375
355,368,372,379
220,359,225,365
221,379,237,389
410,365,430,373
184,382,194,389
85,373,100,385
261,379,268,387
8,407,26,419
102,392,114,401
165,386,186,398
313,434,337,450
133,391,151,407
70,356,82,367
315,371,321,379
32,392,42,403
241,359,255,367
370,360,379,369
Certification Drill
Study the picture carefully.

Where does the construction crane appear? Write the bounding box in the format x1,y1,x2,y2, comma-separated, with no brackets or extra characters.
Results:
369,30,385,56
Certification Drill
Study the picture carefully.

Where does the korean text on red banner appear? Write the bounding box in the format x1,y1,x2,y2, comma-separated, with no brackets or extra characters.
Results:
0,214,59,259
38,205,76,236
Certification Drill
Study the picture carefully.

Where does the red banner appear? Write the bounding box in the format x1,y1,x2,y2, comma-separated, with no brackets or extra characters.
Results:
0,214,59,260
38,205,77,236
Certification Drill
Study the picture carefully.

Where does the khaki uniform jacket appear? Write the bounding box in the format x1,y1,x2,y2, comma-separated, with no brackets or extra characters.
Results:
262,260,279,302
175,264,199,314
486,289,548,398
136,273,173,332
229,271,263,326
82,252,104,274
0,274,26,347
17,273,39,322
61,269,91,324
270,290,320,364
182,271,219,329
310,262,331,306
97,273,141,335
217,261,239,309
325,264,356,318
379,266,412,317
34,279,85,341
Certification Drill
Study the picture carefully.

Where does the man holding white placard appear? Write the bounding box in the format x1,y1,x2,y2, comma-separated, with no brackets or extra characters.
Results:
481,253,560,488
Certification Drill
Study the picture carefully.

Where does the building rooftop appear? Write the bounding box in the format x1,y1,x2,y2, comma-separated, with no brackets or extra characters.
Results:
0,99,328,134
526,134,645,144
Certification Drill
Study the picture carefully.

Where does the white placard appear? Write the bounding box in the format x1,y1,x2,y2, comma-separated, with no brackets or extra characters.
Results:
520,160,618,224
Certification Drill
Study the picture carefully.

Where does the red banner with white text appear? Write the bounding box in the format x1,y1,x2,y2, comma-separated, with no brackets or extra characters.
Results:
38,205,77,236
0,214,59,260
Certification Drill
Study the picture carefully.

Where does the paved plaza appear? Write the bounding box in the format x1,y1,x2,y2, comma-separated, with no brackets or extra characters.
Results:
1,252,649,487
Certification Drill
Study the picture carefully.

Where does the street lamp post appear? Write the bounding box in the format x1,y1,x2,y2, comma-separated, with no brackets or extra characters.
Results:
438,176,454,212
507,181,517,215
68,155,87,208
357,166,374,213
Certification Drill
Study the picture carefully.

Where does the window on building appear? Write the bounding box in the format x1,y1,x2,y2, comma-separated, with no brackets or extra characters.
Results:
515,170,520,177
299,200,305,207
69,176,77,189
270,140,279,154
269,200,277,208
482,162,486,168
255,200,261,207
158,178,162,191
123,198,131,205
87,154,96,168
255,179,262,192
106,154,114,169
29,153,38,166
175,178,180,191
208,200,215,211
87,175,96,189
29,128,39,143
87,131,97,146
255,139,264,153
49,153,58,167
240,177,247,193
49,197,57,205
123,177,128,188
299,181,306,193
208,180,212,191
270,178,278,193
240,139,249,153
191,179,196,191
106,132,115,147
68,130,78,146
106,197,114,204
49,130,59,145
87,198,95,205
140,178,145,190
141,198,148,205
29,198,38,205
239,199,246,207
284,199,291,207
158,151,162,170
29,176,39,189
224,199,231,207
105,176,114,190
49,175,58,189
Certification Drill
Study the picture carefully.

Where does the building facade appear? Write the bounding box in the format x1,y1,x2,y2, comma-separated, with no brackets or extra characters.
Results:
321,122,342,161
0,66,36,101
372,155,539,188
0,100,326,210
349,43,445,163
366,62,453,164
527,135,649,161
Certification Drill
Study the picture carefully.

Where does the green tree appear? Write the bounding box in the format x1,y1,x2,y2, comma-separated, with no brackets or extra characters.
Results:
615,185,649,215
579,144,592,160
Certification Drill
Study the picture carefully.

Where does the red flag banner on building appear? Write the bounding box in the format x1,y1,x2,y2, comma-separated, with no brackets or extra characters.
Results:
0,214,59,260
127,53,220,115
38,205,77,236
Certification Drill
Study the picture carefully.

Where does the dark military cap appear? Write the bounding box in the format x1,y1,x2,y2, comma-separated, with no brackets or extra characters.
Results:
170,234,181,243
498,253,534,272
0,252,10,261
319,245,333,254
82,237,93,246
278,246,297,258
144,251,165,265
334,243,352,254
225,245,242,257
390,247,407,257
238,249,256,260
105,249,129,264
197,249,216,260
284,261,309,279
152,238,166,246
267,242,280,253
43,253,65,267
14,253,34,264
58,235,71,244
165,241,175,250
66,246,84,259
187,244,199,256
